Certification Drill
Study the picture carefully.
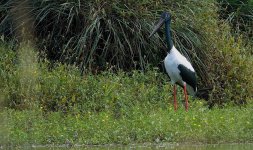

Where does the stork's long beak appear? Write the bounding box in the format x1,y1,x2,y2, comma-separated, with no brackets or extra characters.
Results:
149,18,165,38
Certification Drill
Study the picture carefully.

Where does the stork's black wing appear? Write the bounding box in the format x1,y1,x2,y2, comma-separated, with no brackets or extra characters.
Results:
177,64,197,91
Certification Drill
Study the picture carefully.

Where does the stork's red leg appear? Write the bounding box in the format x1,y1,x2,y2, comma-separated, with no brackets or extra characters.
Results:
183,83,189,111
173,84,177,111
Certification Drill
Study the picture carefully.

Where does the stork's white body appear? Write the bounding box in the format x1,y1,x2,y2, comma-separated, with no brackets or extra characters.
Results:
164,46,196,96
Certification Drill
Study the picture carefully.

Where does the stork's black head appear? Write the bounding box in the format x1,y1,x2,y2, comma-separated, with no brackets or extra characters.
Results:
160,11,171,22
149,11,171,38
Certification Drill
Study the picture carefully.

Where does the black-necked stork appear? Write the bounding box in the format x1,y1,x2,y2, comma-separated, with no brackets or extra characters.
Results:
149,12,197,111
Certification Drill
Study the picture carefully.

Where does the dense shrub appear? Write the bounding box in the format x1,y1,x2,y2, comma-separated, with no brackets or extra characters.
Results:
189,3,253,105
218,0,253,54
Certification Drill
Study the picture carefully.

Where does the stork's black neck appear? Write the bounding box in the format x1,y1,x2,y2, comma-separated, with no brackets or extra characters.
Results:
165,20,173,51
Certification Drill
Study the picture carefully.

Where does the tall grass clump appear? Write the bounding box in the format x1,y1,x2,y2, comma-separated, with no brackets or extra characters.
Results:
1,0,158,71
1,0,210,75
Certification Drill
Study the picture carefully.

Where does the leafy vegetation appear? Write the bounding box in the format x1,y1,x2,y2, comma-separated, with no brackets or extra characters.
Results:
0,42,168,111
0,41,253,146
1,104,253,145
1,0,253,105
0,0,253,146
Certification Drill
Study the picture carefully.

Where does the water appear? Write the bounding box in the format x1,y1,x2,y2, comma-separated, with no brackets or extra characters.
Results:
12,143,253,150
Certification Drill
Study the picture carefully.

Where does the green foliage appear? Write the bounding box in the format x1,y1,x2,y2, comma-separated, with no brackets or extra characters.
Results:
176,2,253,105
2,104,253,145
196,20,253,105
1,1,253,146
1,38,253,111
0,42,172,112
218,0,253,54
0,42,39,109
0,20,253,147
0,43,17,107
31,65,171,113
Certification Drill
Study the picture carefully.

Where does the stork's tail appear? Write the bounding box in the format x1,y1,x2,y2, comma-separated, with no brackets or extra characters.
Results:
195,87,213,100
